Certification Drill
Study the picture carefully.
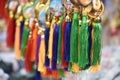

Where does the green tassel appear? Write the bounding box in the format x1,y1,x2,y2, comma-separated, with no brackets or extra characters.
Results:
78,14,89,69
57,15,65,64
91,22,102,66
58,68,65,78
68,62,72,72
70,11,79,63
21,26,29,57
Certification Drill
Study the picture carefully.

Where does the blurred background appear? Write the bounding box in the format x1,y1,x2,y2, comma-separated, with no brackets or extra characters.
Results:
0,0,120,80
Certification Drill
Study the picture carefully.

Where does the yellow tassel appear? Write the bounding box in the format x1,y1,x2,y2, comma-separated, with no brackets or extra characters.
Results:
38,36,46,74
89,65,100,73
72,63,80,73
14,20,21,60
48,18,56,68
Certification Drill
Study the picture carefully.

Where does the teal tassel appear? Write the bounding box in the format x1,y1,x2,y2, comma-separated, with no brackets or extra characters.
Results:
70,11,79,63
78,14,89,69
21,27,29,57
91,22,102,66
57,15,65,64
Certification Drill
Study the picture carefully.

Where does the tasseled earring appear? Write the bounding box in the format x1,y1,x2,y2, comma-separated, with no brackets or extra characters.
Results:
89,20,102,72
70,7,79,64
78,12,89,69
57,15,65,64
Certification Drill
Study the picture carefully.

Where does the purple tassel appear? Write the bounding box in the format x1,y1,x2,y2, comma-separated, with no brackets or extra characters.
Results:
20,21,24,49
64,22,71,62
35,70,41,80
35,35,41,66
44,27,50,67
51,24,59,70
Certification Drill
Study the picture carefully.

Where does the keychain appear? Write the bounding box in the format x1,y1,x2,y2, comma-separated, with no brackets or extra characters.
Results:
5,0,105,78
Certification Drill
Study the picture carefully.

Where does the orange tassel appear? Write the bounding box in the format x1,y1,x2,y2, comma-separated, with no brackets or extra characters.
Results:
89,65,100,73
14,20,21,60
72,64,80,73
38,36,46,73
31,21,38,62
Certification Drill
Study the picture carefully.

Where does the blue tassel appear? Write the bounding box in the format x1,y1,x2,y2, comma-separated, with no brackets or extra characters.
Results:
52,24,59,70
44,27,50,67
35,70,41,80
86,26,92,68
64,22,71,62
35,35,41,67
20,21,24,49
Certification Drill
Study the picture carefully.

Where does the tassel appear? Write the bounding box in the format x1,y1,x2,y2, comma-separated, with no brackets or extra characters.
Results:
6,19,16,47
51,24,59,70
35,69,41,80
20,21,24,48
14,20,21,60
38,35,46,73
64,22,71,62
35,35,41,67
68,62,72,71
21,27,29,57
52,70,60,79
58,68,65,78
70,11,79,63
86,26,92,68
44,27,50,67
57,15,65,64
89,22,102,72
72,63,80,73
0,0,9,22
92,22,102,65
78,14,89,69
24,37,33,72
31,21,38,62
48,18,56,66
61,20,68,68
48,17,58,68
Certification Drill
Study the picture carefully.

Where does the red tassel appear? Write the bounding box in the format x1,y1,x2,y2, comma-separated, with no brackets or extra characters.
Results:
0,0,13,48
61,20,68,68
25,37,33,72
6,18,16,47
0,0,7,19
31,20,38,62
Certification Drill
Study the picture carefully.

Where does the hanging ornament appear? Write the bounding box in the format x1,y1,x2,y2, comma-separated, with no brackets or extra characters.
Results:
5,0,105,78
6,0,19,47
